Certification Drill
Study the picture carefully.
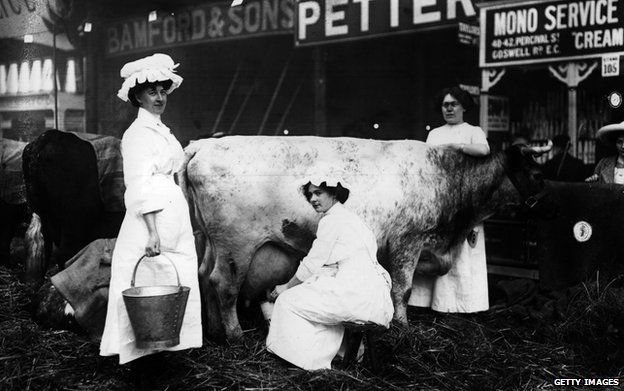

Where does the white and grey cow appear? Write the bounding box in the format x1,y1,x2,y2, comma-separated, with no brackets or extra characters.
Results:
182,136,549,339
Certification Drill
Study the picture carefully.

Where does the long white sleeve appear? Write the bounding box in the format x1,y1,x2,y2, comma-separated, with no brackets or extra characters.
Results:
295,216,340,281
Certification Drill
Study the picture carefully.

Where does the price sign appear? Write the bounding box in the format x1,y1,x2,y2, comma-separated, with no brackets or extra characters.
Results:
602,55,620,77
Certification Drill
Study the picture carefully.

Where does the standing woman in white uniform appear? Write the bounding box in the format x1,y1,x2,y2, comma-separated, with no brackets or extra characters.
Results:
410,86,491,313
100,54,202,375
266,177,393,370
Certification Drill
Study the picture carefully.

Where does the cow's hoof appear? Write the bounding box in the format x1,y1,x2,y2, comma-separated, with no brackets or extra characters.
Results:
392,315,409,327
225,325,244,340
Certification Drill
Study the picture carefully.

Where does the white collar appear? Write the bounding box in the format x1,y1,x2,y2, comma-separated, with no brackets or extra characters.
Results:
137,107,169,134
324,202,343,216
445,122,466,128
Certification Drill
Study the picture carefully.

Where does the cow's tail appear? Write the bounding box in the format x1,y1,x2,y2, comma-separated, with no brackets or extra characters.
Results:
179,143,200,203
179,148,205,263
24,213,46,286
181,147,224,337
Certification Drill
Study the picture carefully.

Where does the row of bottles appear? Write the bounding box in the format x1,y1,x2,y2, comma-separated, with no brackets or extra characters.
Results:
0,58,79,95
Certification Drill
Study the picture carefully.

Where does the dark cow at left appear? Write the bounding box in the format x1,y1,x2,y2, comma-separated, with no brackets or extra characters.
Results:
22,129,125,284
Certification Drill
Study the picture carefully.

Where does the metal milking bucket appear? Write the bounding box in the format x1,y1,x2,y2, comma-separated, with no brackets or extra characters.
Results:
122,254,190,349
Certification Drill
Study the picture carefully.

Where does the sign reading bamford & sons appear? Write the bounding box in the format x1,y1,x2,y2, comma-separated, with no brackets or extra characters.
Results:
106,0,294,56
480,0,624,67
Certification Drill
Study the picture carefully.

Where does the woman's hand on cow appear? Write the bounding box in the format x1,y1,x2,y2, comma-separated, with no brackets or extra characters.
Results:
440,143,463,152
441,143,473,155
585,174,599,183
145,233,161,257
267,284,289,302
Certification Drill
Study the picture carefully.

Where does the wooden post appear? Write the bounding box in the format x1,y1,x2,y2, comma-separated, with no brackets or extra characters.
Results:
85,32,98,133
480,68,506,137
257,56,291,135
313,47,326,136
479,92,488,136
413,41,425,140
53,24,59,130
213,62,241,134
568,87,577,156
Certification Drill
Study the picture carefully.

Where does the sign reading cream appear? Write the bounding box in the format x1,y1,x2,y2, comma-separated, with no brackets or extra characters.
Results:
106,0,294,56
296,0,476,46
480,0,624,67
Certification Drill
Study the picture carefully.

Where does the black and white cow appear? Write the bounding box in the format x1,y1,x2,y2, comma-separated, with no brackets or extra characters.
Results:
182,136,551,339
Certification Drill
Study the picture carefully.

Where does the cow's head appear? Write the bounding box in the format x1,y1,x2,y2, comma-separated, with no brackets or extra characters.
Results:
503,141,552,209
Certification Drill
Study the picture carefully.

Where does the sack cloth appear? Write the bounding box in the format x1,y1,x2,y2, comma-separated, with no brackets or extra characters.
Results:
71,132,125,213
0,138,27,204
50,238,115,340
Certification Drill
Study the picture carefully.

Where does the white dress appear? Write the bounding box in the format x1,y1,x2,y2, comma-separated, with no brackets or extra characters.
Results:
266,203,393,370
409,122,490,313
100,108,202,364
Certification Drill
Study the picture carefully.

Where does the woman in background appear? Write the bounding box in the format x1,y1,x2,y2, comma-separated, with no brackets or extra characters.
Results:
410,86,490,313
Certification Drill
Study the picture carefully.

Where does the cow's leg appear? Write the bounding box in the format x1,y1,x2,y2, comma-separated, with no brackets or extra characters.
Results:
390,248,422,326
208,246,251,339
53,207,100,271
197,234,226,339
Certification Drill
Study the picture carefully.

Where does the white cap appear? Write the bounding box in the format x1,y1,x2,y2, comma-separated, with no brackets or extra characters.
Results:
298,162,351,191
117,53,183,102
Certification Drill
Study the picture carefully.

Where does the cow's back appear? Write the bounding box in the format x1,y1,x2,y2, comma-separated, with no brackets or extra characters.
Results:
185,136,442,254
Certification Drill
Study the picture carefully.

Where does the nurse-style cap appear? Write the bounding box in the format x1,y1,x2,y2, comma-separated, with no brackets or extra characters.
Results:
302,173,351,190
298,163,351,203
117,53,183,102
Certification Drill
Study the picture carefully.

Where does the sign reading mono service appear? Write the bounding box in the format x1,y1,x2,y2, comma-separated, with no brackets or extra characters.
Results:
480,0,624,67
106,0,294,56
296,0,476,46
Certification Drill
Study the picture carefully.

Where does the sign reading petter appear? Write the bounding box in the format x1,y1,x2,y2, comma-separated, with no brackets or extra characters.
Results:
296,0,476,46
480,0,624,67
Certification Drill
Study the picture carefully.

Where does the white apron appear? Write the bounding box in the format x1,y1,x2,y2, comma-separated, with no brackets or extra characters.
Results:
100,108,202,364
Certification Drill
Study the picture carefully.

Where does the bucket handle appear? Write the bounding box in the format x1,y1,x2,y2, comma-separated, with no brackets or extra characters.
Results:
130,254,182,288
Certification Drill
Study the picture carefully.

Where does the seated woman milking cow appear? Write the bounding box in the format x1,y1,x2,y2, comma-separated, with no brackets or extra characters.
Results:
263,175,394,371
